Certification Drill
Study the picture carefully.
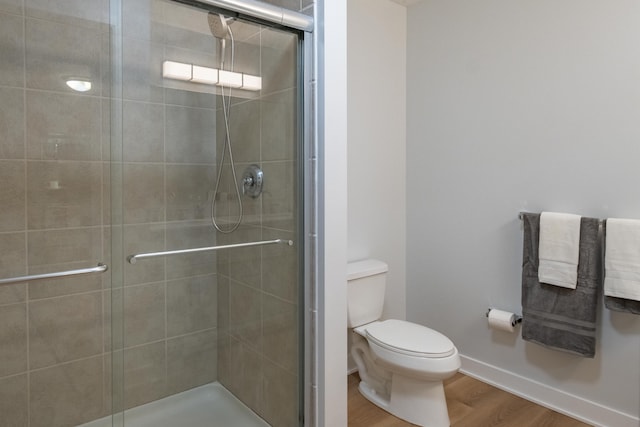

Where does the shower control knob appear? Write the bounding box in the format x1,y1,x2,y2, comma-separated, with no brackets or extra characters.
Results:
242,165,264,198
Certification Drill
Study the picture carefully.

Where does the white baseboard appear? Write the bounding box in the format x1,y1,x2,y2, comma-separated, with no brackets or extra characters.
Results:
459,354,639,427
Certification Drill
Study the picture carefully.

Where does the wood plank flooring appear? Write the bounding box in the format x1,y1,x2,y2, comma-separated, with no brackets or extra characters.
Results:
348,372,592,427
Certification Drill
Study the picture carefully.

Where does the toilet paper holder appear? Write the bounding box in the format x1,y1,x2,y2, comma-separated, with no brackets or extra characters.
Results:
485,308,522,327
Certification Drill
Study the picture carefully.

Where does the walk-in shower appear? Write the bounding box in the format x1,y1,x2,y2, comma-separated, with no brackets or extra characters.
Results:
0,0,313,426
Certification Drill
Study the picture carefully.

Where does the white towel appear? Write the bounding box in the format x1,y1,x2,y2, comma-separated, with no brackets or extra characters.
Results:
605,218,640,301
538,212,582,289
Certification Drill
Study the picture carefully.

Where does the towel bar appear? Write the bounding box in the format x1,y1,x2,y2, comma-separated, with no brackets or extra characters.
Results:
0,263,108,286
518,212,604,224
127,238,294,264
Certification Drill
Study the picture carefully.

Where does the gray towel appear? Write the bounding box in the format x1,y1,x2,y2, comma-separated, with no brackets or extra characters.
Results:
521,213,601,357
602,221,640,315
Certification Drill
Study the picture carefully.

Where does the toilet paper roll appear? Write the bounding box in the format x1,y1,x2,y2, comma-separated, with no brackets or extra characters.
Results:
487,309,517,333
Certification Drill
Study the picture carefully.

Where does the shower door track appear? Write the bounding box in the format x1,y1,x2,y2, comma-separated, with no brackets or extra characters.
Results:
127,238,294,264
171,0,313,32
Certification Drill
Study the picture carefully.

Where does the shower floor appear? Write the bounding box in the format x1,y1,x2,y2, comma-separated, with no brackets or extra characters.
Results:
80,382,269,427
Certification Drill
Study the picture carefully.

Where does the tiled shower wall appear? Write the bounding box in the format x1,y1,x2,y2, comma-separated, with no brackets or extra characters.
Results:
0,0,311,426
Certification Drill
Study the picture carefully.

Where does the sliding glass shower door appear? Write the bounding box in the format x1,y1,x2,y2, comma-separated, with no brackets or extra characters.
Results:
110,1,304,427
0,0,112,425
0,0,306,426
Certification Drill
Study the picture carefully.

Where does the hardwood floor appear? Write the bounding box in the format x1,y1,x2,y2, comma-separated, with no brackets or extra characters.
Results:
348,373,592,427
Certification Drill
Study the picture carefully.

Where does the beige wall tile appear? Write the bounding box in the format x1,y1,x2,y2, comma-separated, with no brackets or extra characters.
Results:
260,28,297,95
0,13,24,87
123,223,165,286
263,294,297,373
261,89,297,162
0,160,26,232
25,0,108,29
27,160,102,229
216,274,229,334
225,335,263,416
262,358,298,427
0,88,25,159
29,292,102,369
215,231,231,277
162,7,215,55
165,221,216,279
228,226,262,288
25,18,102,94
262,228,298,303
0,0,22,14
165,105,216,163
228,279,262,352
0,303,27,377
164,86,216,110
122,0,164,42
30,356,105,427
122,341,167,409
28,263,104,301
122,163,165,224
167,329,217,394
0,374,28,427
261,161,297,232
166,164,215,221
103,289,115,352
102,162,112,225
0,234,26,305
223,100,260,163
216,330,230,387
167,274,217,337
123,101,164,163
26,91,102,161
228,38,260,78
123,282,165,347
122,38,164,103
27,227,102,268
0,282,26,306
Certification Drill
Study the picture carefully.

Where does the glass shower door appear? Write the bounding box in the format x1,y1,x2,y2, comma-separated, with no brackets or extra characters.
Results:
111,1,303,426
0,1,112,426
0,0,303,425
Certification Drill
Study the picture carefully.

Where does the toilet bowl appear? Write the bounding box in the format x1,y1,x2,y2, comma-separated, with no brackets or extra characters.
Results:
347,260,460,427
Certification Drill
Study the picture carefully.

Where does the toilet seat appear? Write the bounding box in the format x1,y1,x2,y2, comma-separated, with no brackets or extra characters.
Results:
365,320,455,358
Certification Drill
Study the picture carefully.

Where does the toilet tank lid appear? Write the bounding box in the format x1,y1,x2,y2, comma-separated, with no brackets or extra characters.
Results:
347,259,388,280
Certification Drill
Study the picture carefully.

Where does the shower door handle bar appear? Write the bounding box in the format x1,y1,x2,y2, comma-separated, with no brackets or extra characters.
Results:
127,239,294,264
0,263,109,286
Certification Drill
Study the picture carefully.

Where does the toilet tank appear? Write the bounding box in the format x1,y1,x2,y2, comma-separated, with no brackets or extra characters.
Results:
347,259,388,328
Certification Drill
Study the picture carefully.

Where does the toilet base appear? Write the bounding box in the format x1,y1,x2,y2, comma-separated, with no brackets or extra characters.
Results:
358,374,451,427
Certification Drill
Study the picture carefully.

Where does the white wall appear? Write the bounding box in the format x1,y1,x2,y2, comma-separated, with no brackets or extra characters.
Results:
317,0,348,425
347,0,407,322
406,0,640,425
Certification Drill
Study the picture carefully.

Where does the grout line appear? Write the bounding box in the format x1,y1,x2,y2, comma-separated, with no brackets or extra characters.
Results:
22,10,31,427
162,72,169,393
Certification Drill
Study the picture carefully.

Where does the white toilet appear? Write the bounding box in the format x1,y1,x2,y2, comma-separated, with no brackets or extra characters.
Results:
347,259,461,427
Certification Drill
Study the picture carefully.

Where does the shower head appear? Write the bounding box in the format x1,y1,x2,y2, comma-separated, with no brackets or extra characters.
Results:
207,12,234,39
208,13,236,70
